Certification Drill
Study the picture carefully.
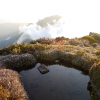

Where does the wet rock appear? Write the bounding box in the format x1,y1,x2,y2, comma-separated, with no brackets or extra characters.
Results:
37,64,49,74
0,53,36,70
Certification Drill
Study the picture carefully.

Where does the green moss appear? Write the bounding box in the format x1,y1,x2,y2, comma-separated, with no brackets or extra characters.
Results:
81,36,96,44
89,32,100,43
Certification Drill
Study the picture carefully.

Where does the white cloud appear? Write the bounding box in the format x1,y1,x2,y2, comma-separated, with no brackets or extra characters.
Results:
0,0,100,37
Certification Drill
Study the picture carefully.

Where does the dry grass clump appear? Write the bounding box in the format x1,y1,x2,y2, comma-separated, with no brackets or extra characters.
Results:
68,38,89,46
0,85,10,100
0,37,90,55
89,62,100,89
72,51,98,70
69,38,82,46
31,37,54,44
89,62,100,100
34,49,59,61
91,43,99,47
33,43,51,51
34,44,99,70
0,40,99,72
95,48,100,56
59,51,76,63
0,69,28,100
59,47,98,70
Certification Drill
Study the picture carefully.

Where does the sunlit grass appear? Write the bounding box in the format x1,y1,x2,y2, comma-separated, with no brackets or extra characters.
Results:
0,36,100,99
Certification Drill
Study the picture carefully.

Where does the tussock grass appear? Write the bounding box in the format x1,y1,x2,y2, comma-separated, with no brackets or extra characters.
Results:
89,62,100,100
0,69,28,100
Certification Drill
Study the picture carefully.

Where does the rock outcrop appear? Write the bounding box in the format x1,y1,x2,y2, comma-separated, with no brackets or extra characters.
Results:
0,53,36,70
37,64,49,74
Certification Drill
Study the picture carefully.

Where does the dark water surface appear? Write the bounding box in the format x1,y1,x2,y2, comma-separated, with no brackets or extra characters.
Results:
20,63,90,100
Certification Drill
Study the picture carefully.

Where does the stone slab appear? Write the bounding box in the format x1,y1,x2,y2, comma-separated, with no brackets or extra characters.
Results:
37,64,49,74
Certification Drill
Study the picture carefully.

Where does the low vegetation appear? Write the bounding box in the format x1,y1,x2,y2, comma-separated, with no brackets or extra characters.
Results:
0,32,100,99
81,35,96,44
0,69,28,100
89,62,100,100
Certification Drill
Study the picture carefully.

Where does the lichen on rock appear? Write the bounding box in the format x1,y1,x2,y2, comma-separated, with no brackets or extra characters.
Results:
0,53,36,70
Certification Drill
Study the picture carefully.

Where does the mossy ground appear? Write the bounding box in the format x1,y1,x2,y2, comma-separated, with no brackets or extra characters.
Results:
0,36,100,99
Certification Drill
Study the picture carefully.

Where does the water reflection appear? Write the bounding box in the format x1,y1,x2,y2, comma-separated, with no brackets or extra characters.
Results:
20,63,90,100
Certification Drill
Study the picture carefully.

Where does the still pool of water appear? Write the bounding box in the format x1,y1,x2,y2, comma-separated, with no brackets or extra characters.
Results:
20,63,90,100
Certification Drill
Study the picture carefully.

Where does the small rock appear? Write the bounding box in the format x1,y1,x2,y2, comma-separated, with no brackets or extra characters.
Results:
37,64,49,74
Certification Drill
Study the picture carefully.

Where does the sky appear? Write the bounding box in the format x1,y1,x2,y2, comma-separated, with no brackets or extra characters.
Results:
0,0,100,37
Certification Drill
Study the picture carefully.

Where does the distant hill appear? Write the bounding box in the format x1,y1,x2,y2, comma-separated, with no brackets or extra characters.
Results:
0,32,20,48
0,23,21,40
37,15,61,27
0,23,22,48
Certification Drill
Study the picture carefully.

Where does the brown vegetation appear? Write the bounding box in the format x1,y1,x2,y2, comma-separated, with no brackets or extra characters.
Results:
89,62,100,100
0,69,28,100
0,35,100,99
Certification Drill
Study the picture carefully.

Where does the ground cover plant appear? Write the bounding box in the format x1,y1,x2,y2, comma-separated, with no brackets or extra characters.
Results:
0,34,100,99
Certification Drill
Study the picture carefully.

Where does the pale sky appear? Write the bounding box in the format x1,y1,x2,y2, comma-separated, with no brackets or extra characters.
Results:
0,0,100,37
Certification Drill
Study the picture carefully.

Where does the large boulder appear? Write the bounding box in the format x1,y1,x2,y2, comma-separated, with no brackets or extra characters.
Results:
0,68,28,100
0,53,36,70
